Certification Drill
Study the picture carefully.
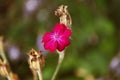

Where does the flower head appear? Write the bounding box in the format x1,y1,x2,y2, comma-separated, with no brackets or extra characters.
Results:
42,23,72,52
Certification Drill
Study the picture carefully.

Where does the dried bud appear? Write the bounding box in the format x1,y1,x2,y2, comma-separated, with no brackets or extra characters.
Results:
0,60,11,77
55,5,72,29
38,51,45,68
28,49,45,71
10,72,19,80
30,58,40,71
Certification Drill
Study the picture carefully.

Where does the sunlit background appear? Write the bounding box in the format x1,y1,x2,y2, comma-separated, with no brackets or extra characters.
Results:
0,0,120,80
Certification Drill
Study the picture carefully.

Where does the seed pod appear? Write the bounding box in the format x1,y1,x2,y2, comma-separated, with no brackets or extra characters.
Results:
55,5,72,29
28,49,45,71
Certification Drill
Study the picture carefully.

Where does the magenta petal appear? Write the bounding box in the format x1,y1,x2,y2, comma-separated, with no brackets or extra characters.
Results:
53,23,66,34
44,40,57,52
42,23,72,52
42,32,52,42
57,38,70,51
63,29,72,38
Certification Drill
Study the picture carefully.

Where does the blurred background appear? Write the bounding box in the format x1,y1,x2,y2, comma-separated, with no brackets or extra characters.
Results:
0,0,120,80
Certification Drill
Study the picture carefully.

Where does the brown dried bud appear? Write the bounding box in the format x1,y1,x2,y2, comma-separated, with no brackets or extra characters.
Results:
30,58,40,71
10,72,19,80
0,60,11,77
38,51,45,68
55,5,72,29
28,49,45,71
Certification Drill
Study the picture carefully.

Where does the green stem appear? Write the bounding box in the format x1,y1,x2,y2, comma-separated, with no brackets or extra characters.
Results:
51,50,65,80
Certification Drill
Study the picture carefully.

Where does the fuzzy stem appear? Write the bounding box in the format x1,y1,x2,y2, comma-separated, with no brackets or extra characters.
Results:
0,37,8,63
37,60,43,80
7,75,11,80
37,69,43,80
51,50,65,80
33,71,37,80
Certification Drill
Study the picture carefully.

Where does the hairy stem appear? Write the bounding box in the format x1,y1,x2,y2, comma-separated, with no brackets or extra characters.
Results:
37,62,43,80
0,37,8,63
33,71,37,80
7,75,11,80
37,67,43,80
51,50,65,80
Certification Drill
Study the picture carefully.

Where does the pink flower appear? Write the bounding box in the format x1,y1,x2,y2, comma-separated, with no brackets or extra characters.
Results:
42,23,72,52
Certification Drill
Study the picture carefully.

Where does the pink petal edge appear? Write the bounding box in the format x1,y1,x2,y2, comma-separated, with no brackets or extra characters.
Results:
53,23,66,34
57,38,71,51
63,29,72,38
42,32,52,42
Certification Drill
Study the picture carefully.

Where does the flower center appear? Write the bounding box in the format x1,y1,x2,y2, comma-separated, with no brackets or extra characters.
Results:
55,35,59,39
52,33,60,41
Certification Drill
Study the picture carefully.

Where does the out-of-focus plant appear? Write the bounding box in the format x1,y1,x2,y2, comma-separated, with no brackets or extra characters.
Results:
0,36,19,80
